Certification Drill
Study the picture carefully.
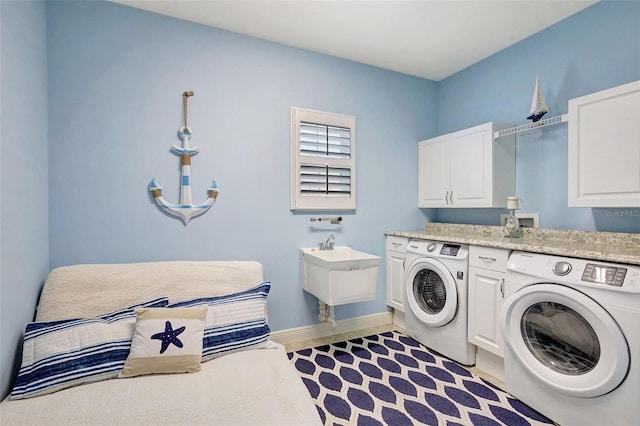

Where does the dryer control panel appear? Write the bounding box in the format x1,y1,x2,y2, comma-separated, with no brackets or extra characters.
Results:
507,251,640,292
581,263,627,287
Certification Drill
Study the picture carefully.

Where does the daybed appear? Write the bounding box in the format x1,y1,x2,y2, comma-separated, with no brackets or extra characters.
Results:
0,261,322,425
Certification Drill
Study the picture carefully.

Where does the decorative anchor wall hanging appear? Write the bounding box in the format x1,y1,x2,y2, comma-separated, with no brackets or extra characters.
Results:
149,91,218,225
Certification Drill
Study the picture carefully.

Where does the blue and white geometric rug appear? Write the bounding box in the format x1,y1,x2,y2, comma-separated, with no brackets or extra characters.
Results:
288,330,555,426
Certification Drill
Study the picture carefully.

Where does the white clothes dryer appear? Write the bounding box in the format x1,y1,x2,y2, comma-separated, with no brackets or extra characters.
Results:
501,251,640,426
404,240,475,366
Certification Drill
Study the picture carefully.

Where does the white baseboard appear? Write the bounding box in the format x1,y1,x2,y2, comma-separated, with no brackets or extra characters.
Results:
270,311,393,345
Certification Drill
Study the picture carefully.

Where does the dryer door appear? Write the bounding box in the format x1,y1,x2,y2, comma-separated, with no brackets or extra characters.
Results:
501,283,629,397
406,258,458,327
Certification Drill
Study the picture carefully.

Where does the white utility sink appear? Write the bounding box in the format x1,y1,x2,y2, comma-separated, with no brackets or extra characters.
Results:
301,246,381,306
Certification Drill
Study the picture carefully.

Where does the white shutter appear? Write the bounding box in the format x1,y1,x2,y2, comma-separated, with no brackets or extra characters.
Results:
291,108,356,210
300,123,352,159
300,164,351,197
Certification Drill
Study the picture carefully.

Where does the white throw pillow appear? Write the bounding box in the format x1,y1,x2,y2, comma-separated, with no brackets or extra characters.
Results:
119,306,207,378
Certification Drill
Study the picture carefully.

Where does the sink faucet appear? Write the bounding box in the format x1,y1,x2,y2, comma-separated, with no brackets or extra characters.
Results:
319,234,335,250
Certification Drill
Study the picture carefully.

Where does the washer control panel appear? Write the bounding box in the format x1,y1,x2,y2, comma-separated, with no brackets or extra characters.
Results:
581,263,627,287
406,240,468,260
440,244,461,257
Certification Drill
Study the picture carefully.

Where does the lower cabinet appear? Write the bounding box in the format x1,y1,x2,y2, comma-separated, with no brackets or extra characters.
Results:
467,246,509,357
385,236,408,311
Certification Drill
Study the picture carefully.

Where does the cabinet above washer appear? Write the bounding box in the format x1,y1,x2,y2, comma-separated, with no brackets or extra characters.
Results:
418,122,515,208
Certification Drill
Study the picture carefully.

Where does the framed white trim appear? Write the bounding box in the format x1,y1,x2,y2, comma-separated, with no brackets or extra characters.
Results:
290,107,356,211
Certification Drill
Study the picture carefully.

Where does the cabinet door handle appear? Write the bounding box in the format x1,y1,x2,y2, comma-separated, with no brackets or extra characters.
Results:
478,256,497,262
392,242,402,247
445,190,450,205
500,279,505,298
449,191,453,205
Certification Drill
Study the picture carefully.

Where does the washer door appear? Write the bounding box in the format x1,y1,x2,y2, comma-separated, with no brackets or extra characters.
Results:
406,258,458,327
501,283,629,397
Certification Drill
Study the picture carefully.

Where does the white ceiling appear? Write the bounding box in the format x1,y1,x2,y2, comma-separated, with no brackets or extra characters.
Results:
110,0,597,81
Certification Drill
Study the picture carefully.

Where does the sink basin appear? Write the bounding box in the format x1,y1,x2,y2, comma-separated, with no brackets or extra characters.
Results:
301,246,381,306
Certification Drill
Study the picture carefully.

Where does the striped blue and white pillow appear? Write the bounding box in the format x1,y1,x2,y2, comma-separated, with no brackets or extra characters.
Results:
10,297,168,399
168,282,271,361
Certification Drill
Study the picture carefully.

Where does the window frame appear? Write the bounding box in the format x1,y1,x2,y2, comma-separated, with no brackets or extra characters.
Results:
290,107,356,211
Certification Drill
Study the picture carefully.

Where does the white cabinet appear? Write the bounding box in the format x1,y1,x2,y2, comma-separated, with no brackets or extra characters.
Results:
385,236,408,311
467,246,509,357
418,122,515,208
568,80,640,207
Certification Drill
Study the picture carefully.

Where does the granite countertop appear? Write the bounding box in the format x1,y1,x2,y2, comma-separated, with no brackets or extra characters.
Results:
385,222,640,266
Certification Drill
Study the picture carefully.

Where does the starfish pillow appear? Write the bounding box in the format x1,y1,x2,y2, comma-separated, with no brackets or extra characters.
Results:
119,306,207,378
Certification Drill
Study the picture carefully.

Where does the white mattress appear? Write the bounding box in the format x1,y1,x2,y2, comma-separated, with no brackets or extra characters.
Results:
0,344,321,426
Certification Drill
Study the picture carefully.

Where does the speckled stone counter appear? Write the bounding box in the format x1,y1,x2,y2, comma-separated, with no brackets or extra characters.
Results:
385,222,640,265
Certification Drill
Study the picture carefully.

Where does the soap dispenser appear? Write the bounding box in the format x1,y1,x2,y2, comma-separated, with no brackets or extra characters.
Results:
505,196,522,238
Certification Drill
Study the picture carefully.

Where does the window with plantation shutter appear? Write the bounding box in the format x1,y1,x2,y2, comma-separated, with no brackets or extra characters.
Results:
291,107,356,211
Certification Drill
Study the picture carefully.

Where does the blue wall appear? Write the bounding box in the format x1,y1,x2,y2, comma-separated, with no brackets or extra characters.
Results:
46,0,435,335
0,0,50,398
435,1,640,233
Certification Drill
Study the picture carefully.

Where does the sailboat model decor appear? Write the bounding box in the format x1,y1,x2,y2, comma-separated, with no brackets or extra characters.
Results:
494,75,567,140
149,91,219,225
526,75,550,122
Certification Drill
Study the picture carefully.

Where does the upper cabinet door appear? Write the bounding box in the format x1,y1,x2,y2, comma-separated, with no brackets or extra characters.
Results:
418,122,515,208
568,80,640,207
450,123,493,207
418,136,449,207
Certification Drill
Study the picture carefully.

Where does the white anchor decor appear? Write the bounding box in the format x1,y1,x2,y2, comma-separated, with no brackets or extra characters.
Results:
150,91,218,225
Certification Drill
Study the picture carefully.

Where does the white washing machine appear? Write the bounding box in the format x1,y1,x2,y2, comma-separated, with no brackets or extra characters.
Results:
404,239,475,366
501,251,640,426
